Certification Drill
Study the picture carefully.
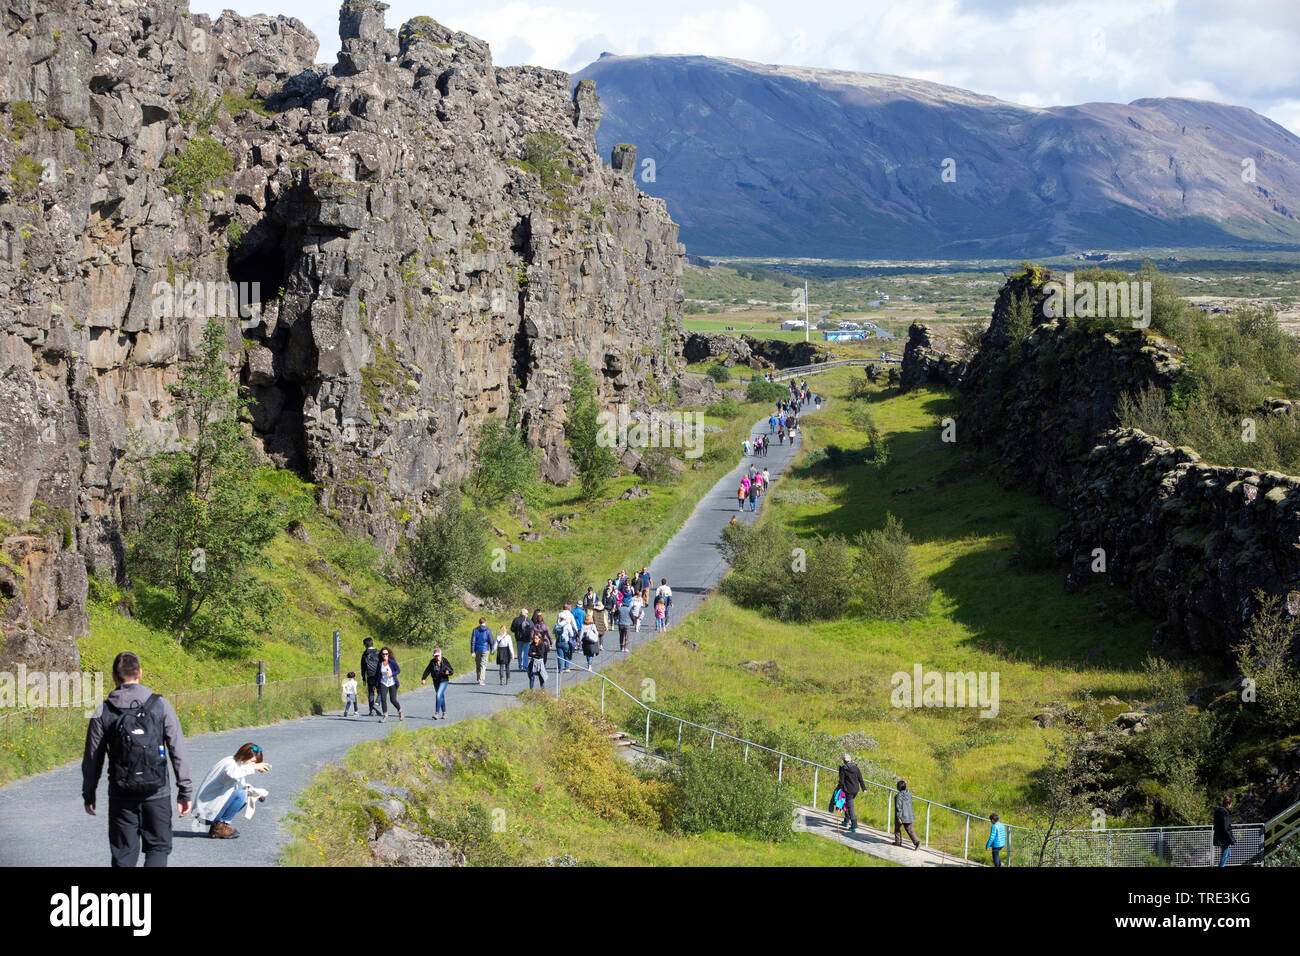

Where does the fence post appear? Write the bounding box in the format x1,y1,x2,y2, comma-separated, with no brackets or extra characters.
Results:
677,721,682,757
644,710,650,749
744,742,749,763
964,817,970,861
887,791,893,832
257,661,264,703
332,630,341,675
925,802,931,848
601,681,605,715
710,732,715,750
813,767,818,808
778,755,783,783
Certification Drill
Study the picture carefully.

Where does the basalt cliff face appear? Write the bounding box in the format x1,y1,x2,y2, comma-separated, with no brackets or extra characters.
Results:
0,0,686,668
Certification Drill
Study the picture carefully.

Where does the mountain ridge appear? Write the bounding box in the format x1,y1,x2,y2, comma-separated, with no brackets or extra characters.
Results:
574,53,1300,257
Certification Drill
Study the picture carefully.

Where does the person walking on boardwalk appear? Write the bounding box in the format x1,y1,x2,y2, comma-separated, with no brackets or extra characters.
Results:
1213,793,1236,867
986,812,1008,867
82,651,193,867
360,637,382,715
470,617,494,685
375,647,404,722
893,780,921,850
494,624,515,686
420,648,454,719
837,754,865,833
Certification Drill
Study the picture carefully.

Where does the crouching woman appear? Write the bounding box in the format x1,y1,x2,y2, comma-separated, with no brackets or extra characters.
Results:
194,743,270,839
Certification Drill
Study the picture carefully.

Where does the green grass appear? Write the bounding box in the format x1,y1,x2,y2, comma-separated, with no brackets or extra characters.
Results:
565,368,1220,841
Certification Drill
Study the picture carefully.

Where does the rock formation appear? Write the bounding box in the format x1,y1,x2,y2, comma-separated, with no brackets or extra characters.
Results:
0,0,686,667
898,322,965,393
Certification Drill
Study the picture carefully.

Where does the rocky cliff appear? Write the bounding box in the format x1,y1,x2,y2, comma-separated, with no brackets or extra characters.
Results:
0,0,686,668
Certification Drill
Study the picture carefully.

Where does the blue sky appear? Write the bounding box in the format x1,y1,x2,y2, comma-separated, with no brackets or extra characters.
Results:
192,0,1300,136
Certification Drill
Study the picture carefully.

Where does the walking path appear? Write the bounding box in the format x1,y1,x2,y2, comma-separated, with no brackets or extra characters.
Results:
0,398,821,866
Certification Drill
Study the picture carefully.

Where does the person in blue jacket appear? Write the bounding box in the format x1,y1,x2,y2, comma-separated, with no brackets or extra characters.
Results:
986,812,1008,867
470,617,494,685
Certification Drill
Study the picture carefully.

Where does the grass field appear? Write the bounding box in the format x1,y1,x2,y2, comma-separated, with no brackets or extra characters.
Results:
567,367,1222,835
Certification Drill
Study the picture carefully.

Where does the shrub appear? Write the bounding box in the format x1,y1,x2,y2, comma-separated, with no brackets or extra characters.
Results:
746,379,787,404
519,131,575,193
468,417,541,508
705,363,731,383
390,491,491,646
163,135,233,214
659,744,793,842
1137,657,1219,824
705,397,742,420
1233,591,1300,733
853,513,932,620
718,521,855,623
564,359,617,500
1011,515,1057,571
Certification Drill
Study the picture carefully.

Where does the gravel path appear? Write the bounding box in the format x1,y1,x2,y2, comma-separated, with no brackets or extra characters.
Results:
0,398,821,866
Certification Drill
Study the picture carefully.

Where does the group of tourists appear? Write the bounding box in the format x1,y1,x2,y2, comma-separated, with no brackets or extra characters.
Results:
343,570,676,722
833,754,1007,865
737,463,772,512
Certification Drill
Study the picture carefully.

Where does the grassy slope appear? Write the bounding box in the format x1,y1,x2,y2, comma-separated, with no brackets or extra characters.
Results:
285,694,882,867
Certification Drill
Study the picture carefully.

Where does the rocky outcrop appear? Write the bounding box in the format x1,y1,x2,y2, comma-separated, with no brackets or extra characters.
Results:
683,331,758,367
0,0,685,663
899,322,964,392
1060,428,1300,656
960,267,1300,659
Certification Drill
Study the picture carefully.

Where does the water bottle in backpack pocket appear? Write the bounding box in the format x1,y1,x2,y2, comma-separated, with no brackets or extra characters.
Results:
106,694,168,797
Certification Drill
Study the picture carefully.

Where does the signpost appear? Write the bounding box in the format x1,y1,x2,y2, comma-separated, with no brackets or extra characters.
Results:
332,629,341,675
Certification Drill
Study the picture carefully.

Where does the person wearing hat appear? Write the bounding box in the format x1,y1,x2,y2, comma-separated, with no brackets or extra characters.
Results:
837,754,865,832
420,648,454,720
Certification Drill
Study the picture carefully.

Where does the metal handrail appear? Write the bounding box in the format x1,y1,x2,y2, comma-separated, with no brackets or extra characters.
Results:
765,356,901,381
548,659,1000,859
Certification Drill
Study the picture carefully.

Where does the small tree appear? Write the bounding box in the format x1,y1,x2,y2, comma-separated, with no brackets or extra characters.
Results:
126,319,281,648
468,416,541,508
1029,702,1125,865
705,363,731,383
1234,591,1300,732
391,490,491,647
564,359,616,500
1139,657,1219,824
853,513,931,620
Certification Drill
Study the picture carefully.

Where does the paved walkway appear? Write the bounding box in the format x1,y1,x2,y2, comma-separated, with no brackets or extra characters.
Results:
0,397,821,866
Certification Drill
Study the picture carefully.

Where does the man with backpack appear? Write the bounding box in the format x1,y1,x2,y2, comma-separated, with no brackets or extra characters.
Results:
837,754,865,833
81,651,192,867
511,609,532,673
360,637,382,715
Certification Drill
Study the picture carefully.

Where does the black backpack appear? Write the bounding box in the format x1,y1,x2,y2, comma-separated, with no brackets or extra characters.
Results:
105,694,168,797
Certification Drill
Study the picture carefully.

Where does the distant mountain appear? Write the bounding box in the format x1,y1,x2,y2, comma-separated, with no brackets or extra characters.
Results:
573,54,1300,258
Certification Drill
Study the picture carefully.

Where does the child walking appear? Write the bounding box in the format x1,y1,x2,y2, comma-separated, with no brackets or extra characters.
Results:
342,671,359,717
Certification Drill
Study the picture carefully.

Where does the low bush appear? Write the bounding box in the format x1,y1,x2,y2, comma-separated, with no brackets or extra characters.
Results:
705,363,731,383
706,396,743,419
657,744,793,842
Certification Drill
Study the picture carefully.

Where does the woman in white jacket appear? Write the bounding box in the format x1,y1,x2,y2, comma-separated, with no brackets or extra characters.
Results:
194,742,270,839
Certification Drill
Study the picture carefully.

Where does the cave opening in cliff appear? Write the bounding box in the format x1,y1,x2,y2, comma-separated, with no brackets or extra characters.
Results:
227,219,309,476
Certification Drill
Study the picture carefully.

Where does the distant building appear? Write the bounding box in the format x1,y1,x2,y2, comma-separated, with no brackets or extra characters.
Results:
780,319,806,331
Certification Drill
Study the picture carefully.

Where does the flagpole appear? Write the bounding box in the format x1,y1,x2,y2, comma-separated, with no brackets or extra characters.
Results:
804,280,809,342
